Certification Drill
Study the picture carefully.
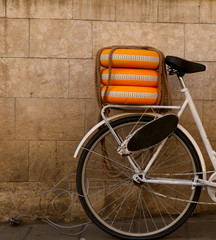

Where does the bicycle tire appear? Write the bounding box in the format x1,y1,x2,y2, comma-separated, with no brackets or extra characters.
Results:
77,115,202,240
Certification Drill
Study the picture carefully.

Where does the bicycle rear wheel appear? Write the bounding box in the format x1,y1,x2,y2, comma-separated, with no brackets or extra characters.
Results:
77,115,202,240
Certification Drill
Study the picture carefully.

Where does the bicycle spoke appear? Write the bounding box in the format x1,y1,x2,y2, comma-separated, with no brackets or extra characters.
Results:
140,190,158,231
98,182,135,219
143,183,180,217
91,179,132,208
109,184,136,226
81,146,134,174
86,178,131,198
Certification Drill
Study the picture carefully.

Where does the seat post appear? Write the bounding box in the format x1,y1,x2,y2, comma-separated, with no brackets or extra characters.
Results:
178,76,187,89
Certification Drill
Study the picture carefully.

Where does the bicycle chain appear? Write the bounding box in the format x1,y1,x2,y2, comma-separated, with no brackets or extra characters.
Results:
148,188,216,205
150,170,214,176
146,170,216,205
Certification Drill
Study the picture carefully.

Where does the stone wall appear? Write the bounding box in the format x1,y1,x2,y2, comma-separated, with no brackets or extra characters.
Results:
0,0,216,222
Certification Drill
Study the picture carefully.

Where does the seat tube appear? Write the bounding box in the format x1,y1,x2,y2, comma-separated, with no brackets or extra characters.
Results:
179,76,216,170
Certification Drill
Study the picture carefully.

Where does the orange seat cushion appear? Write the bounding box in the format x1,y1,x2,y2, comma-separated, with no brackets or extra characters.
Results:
100,49,159,69
101,68,159,87
101,86,158,105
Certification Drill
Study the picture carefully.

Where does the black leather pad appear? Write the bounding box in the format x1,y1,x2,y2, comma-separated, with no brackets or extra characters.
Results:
127,114,179,151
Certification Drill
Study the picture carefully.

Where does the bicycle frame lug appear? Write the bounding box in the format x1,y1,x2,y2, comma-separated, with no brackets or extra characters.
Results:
117,137,132,156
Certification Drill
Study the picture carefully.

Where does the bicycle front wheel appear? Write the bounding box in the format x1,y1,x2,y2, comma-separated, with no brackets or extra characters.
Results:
77,115,202,240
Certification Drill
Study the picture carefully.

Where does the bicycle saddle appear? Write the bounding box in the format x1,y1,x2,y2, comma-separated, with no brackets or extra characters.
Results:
165,56,206,77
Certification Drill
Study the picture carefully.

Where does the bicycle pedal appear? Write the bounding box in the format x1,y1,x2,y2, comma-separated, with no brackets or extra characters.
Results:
9,217,20,227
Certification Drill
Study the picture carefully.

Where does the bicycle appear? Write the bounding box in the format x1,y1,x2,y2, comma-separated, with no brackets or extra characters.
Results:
73,55,216,239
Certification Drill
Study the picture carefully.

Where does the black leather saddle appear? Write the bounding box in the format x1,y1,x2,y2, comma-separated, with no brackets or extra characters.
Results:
165,56,206,77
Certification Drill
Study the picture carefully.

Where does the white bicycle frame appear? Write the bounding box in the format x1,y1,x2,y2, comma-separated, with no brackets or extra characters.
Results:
74,75,216,188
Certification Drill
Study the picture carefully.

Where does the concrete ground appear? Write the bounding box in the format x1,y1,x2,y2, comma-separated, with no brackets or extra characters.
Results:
1,215,216,240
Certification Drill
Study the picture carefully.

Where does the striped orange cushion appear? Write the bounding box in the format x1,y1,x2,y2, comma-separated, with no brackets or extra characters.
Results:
101,86,158,105
100,49,159,69
101,68,159,87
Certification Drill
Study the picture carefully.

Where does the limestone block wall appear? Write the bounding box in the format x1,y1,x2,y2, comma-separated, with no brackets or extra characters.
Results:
0,0,216,222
